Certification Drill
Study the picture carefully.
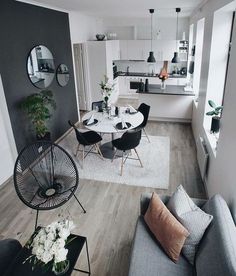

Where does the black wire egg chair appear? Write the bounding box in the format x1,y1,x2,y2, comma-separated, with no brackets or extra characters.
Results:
13,141,86,230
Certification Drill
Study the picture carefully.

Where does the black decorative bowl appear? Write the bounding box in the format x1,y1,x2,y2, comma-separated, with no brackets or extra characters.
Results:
96,34,105,41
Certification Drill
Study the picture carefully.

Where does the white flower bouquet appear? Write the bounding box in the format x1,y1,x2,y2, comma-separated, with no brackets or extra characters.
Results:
24,219,75,274
99,75,114,108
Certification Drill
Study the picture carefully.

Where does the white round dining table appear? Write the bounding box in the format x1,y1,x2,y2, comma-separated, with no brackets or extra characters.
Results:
81,107,144,158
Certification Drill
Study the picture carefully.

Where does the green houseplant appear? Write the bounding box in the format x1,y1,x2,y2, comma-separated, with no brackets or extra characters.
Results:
206,100,223,133
21,90,56,139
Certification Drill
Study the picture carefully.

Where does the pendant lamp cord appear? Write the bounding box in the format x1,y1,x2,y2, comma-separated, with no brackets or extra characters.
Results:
151,12,153,51
176,10,179,51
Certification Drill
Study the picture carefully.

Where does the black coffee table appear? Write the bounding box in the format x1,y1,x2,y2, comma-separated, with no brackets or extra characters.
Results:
4,230,91,276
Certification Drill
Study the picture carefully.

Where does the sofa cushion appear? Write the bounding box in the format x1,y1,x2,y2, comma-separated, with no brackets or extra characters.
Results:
196,194,236,276
140,193,207,216
128,217,195,276
0,239,22,275
144,192,189,262
167,185,213,264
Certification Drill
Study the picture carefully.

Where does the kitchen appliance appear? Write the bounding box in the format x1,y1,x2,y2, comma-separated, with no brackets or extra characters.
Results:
180,67,187,75
130,81,141,90
113,62,117,79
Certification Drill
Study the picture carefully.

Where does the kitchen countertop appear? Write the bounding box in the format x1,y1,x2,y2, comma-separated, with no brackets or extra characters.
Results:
115,72,187,79
136,84,195,96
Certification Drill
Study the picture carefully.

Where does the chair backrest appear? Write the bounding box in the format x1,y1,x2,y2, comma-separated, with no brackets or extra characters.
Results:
68,120,88,145
91,101,103,112
138,103,150,128
120,129,142,151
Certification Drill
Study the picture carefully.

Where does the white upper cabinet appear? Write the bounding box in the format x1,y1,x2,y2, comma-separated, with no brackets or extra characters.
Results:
152,40,177,61
127,40,146,60
119,40,180,61
120,40,128,60
111,40,120,61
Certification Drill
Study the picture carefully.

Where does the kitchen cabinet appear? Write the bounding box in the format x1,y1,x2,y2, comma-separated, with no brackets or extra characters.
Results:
118,76,129,95
165,78,178,86
127,40,146,60
139,93,194,122
152,40,178,61
111,40,120,61
109,77,119,104
118,39,186,62
85,40,118,107
120,40,128,60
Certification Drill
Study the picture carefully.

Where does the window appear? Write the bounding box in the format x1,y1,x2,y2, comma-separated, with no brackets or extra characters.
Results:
204,7,235,136
193,18,205,99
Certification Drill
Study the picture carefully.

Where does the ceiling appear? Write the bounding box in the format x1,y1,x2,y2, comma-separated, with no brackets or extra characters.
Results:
24,0,204,18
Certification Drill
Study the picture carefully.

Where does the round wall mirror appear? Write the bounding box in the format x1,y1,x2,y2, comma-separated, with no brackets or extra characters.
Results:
27,45,55,89
56,64,70,87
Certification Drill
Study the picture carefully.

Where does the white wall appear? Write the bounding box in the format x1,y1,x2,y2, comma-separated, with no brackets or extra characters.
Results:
0,76,18,185
103,17,189,40
190,0,236,206
69,11,104,44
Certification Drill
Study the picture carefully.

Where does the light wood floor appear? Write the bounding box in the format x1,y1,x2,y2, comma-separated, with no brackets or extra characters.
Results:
0,122,206,276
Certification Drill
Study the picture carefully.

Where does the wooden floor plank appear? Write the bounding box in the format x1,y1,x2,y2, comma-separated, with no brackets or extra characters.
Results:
0,122,205,276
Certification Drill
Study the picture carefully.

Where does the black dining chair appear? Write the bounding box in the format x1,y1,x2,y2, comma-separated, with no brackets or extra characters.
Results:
91,101,103,112
68,120,103,168
112,129,143,176
135,103,151,143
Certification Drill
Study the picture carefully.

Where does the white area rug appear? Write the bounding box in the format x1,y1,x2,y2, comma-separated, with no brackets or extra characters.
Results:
60,132,170,189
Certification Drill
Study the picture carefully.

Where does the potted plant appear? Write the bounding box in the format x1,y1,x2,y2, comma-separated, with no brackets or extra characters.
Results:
99,75,114,109
206,100,223,133
21,90,56,140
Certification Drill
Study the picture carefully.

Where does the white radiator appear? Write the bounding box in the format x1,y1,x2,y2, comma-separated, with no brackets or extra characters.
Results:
196,137,209,180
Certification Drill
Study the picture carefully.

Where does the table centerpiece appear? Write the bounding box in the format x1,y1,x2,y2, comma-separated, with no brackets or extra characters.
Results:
99,75,114,113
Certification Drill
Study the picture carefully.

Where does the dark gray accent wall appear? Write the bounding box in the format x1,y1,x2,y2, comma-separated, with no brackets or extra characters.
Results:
0,0,78,152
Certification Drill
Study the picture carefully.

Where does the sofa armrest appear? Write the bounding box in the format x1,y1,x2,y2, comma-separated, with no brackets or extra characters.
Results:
230,200,236,225
0,239,22,275
140,192,207,216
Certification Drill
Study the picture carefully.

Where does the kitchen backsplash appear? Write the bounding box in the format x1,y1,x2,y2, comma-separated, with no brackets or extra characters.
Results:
114,60,187,75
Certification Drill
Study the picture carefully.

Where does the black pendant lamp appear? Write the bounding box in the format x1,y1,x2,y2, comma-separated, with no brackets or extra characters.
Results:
172,7,181,63
147,9,156,63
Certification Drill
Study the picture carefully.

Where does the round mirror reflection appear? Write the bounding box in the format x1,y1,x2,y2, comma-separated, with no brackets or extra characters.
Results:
27,45,55,89
56,64,70,87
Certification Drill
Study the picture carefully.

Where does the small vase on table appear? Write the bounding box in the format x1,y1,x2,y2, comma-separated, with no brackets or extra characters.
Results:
161,80,166,90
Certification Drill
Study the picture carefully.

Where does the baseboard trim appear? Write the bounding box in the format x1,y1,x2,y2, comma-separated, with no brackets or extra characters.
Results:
149,116,192,123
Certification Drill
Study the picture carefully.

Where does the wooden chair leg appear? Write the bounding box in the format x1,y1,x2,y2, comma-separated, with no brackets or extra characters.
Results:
143,128,150,143
82,146,85,169
75,144,80,157
120,152,124,176
134,148,143,168
95,143,104,160
111,149,118,162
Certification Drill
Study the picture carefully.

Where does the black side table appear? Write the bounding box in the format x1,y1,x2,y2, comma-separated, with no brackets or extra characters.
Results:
4,232,91,276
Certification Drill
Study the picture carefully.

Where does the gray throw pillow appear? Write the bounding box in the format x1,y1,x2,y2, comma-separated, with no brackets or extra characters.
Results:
167,185,213,265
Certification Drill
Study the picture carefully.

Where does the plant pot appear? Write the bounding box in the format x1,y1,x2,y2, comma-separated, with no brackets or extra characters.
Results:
36,132,51,141
210,116,220,133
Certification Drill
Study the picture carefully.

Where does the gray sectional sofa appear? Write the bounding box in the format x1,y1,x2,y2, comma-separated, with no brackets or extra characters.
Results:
128,193,236,276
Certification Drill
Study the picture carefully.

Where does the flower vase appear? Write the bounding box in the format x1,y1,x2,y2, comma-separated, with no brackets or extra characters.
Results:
161,81,166,90
53,260,70,276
